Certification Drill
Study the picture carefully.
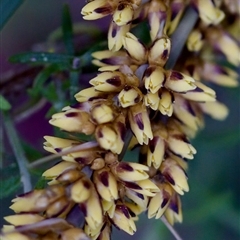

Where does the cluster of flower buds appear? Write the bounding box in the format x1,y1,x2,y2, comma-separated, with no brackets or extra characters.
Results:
2,0,239,239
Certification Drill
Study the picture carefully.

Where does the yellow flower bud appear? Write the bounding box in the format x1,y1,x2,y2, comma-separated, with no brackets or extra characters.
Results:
122,32,147,64
90,71,125,92
164,71,196,93
46,196,69,218
108,21,130,51
143,66,166,93
75,87,102,102
113,2,134,26
187,29,204,52
4,214,44,226
158,88,174,116
91,103,115,124
148,37,171,66
118,86,142,108
61,228,91,240
81,0,113,20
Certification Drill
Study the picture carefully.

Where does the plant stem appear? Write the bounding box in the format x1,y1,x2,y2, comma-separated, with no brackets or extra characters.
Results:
161,216,183,240
3,112,32,192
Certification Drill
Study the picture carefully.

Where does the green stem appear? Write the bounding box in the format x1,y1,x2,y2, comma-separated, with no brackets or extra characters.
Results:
3,112,32,192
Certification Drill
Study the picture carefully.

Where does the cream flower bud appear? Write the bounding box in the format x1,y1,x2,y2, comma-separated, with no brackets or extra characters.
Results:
144,92,160,110
74,87,102,102
112,204,136,235
201,63,239,87
148,183,173,219
122,32,147,64
118,86,142,107
50,110,95,135
167,133,196,159
196,0,225,25
97,223,111,240
187,29,204,52
158,88,174,116
148,37,171,66
81,0,113,20
148,0,167,40
42,161,78,180
164,71,196,93
4,214,44,226
124,178,159,196
95,124,123,154
161,159,189,195
43,136,80,154
101,199,116,218
125,188,148,210
111,162,149,182
70,177,92,203
61,228,91,240
91,103,115,124
198,101,229,120
147,134,165,169
80,188,103,230
108,21,130,51
113,2,134,26
143,66,165,94
128,103,153,145
93,168,119,201
84,223,103,240
90,71,125,92
46,196,70,218
173,95,201,131
182,81,216,102
164,193,182,225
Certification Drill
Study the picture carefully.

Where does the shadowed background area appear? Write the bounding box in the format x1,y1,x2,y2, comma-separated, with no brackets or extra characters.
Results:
1,1,239,239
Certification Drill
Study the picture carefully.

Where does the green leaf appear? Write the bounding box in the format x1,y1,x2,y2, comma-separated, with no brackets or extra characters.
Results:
9,52,75,66
62,4,75,55
0,175,21,199
0,94,11,110
0,0,25,31
34,177,48,190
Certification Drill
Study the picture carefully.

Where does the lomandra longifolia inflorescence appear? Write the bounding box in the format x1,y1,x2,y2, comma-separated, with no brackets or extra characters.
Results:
1,0,239,239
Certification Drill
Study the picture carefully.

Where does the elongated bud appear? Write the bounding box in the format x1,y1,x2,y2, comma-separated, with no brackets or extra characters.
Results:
143,66,166,94
50,110,95,135
148,183,173,219
122,32,147,64
125,188,149,210
81,0,113,20
46,196,70,218
112,204,136,235
164,71,196,93
75,87,103,102
144,91,160,110
161,158,189,195
113,2,134,26
97,223,111,240
128,103,153,145
194,0,225,25
108,21,130,51
70,177,92,203
93,168,119,201
187,29,204,52
118,85,142,107
182,81,216,102
90,71,125,92
158,88,174,116
111,161,149,182
148,37,171,66
164,193,182,225
4,214,44,226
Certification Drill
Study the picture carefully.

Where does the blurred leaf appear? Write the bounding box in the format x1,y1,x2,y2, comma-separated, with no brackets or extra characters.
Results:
0,175,21,199
28,64,61,97
0,94,11,110
9,52,75,66
34,177,48,190
0,0,25,30
62,4,74,55
21,142,43,162
0,164,19,178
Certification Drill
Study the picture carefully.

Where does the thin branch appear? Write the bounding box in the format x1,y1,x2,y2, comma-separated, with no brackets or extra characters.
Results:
28,141,99,168
3,112,32,192
161,216,183,240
